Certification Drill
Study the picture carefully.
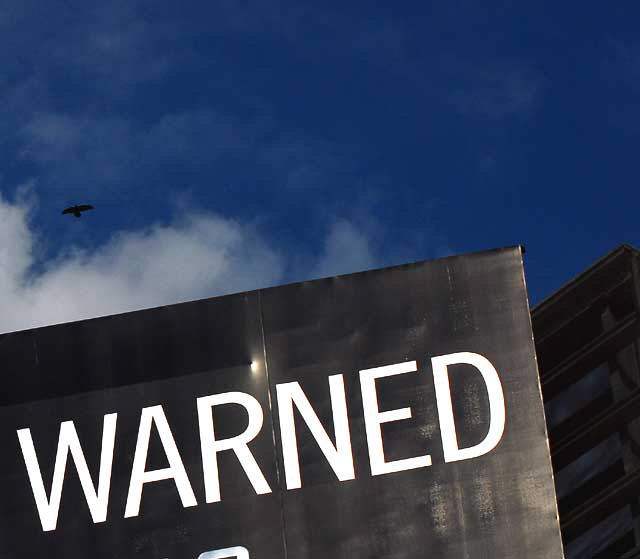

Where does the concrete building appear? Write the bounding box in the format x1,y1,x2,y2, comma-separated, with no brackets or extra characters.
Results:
533,244,640,558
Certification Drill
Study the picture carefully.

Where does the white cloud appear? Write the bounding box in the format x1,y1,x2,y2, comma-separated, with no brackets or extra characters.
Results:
0,195,385,333
311,219,377,279
606,37,640,87
20,107,345,198
449,61,544,119
0,194,283,333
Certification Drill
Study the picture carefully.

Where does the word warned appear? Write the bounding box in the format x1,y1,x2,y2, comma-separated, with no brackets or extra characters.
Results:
17,352,505,532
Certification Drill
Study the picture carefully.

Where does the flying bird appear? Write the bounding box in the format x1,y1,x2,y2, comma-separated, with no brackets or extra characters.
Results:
62,204,94,218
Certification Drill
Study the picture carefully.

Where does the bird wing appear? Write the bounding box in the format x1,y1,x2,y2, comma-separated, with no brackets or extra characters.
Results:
77,204,94,212
61,206,75,215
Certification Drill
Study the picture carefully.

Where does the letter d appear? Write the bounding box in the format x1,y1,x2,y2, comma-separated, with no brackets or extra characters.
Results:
432,352,506,463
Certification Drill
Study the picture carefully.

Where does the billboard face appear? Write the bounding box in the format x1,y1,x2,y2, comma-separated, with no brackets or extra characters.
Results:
0,247,564,558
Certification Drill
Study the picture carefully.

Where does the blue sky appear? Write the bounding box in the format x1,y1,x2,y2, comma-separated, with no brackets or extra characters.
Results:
0,1,638,331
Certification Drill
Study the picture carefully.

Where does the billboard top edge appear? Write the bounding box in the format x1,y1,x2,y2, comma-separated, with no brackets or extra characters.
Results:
0,245,524,337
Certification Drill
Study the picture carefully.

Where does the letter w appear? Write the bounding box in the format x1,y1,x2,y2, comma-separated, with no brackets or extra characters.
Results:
16,413,117,532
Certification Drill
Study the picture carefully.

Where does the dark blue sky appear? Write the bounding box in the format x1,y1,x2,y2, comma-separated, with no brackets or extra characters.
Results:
1,1,639,328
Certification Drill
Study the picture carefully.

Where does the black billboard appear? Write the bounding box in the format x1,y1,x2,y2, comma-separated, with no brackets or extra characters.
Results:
0,246,564,558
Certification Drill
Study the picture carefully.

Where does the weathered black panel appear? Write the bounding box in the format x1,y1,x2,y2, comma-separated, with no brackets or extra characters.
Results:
0,292,285,559
261,247,562,558
0,247,563,558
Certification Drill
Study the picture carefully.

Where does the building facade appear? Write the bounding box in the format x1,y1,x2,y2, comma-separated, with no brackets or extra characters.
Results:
533,244,640,558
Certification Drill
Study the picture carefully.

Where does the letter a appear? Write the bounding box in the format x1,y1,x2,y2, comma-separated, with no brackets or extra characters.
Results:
124,406,197,518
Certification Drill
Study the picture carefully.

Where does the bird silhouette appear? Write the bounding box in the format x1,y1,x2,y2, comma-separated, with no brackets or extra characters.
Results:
62,204,94,218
